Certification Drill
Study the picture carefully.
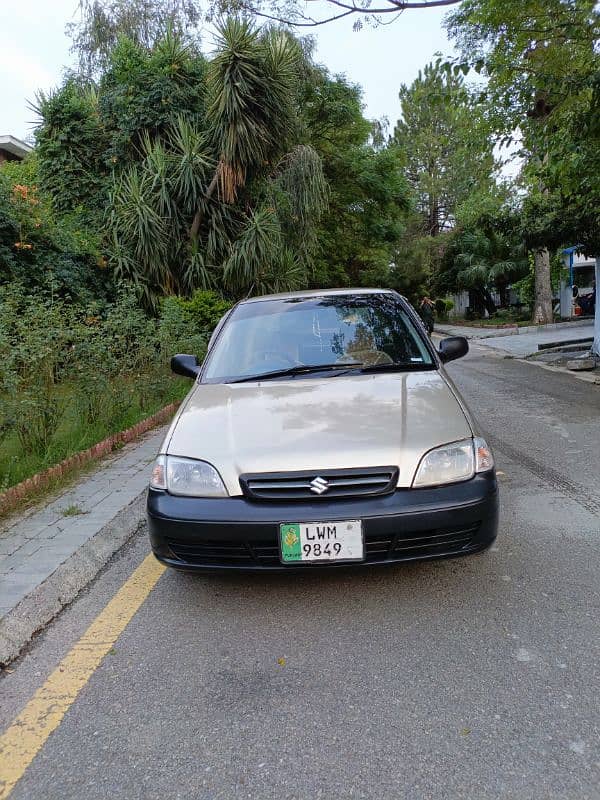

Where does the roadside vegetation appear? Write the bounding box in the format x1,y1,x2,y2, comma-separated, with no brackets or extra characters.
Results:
1,0,598,490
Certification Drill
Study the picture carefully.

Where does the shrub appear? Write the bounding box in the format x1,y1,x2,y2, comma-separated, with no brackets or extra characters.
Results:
0,285,200,489
167,290,232,331
434,298,447,319
0,156,112,303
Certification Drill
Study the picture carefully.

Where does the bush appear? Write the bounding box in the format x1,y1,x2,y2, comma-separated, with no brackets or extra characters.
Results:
0,156,112,304
0,285,203,490
164,290,232,334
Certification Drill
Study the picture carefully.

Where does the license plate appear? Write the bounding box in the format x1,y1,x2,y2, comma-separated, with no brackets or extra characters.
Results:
279,520,363,563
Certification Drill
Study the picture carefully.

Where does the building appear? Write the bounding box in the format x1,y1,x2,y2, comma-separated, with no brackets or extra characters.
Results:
560,246,596,319
0,135,33,165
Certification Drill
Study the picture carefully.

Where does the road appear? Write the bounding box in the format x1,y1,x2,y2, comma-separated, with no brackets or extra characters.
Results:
1,345,599,800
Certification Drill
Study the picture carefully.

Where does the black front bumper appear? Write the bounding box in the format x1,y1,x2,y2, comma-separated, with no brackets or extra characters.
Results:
147,472,498,572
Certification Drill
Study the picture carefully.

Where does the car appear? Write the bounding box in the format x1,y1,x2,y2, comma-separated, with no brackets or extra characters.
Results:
147,288,498,571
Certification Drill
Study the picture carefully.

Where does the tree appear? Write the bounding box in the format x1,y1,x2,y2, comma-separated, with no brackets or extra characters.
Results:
69,0,202,75
39,20,328,309
392,62,497,287
446,0,600,324
296,67,410,288
437,203,529,315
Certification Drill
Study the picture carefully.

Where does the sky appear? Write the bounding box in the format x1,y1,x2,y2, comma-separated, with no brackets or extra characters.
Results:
0,0,455,143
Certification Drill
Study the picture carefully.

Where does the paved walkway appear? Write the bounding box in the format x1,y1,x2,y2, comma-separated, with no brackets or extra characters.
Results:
437,320,595,357
0,428,165,618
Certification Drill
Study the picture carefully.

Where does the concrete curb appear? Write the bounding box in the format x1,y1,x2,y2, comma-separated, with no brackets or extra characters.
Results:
515,357,600,385
0,490,147,666
436,319,593,340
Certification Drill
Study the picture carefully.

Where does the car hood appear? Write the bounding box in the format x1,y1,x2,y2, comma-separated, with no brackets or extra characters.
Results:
165,371,472,495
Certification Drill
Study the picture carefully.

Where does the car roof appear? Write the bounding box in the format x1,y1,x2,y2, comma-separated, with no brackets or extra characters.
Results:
239,288,398,304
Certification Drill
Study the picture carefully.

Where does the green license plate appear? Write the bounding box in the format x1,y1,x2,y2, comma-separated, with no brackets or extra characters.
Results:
279,520,364,563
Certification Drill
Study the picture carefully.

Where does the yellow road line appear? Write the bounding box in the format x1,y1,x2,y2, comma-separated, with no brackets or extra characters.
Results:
0,553,165,799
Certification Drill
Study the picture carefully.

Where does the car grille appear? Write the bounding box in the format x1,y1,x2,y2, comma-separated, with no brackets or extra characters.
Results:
164,524,479,567
239,467,399,501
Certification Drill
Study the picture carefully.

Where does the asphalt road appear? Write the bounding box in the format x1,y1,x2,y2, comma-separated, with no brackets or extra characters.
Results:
2,346,600,800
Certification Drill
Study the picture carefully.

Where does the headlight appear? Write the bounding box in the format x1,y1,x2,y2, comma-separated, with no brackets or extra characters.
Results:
149,455,228,497
413,437,493,488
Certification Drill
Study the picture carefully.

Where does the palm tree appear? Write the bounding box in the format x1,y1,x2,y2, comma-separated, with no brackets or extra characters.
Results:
108,19,328,308
453,228,528,315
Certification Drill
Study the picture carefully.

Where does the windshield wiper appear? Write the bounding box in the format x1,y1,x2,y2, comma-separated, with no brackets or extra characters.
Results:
227,362,363,383
358,361,434,373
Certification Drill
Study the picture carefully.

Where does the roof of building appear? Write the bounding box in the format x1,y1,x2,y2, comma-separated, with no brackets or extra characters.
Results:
0,135,33,158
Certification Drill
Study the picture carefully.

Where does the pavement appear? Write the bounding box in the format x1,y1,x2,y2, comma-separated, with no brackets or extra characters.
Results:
437,319,595,358
0,427,165,664
1,348,600,799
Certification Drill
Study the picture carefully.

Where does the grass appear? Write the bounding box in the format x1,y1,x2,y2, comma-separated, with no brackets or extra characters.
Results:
0,372,189,494
450,310,532,328
61,504,88,517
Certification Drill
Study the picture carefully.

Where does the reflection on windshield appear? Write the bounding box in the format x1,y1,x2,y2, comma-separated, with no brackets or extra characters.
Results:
202,293,433,381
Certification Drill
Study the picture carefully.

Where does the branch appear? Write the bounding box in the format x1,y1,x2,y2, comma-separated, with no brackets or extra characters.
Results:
320,0,461,11
242,4,357,26
241,0,461,27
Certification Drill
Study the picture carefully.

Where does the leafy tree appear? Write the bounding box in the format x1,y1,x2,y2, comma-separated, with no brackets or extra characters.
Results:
99,30,208,165
438,218,529,315
38,20,328,308
446,0,600,323
394,63,496,238
69,0,202,76
297,67,410,288
33,81,109,216
0,157,110,303
392,62,497,287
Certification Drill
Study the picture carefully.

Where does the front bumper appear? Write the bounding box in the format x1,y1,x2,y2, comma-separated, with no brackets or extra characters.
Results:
147,472,498,572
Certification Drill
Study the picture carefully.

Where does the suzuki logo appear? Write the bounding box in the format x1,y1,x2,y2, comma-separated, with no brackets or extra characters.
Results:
310,476,329,495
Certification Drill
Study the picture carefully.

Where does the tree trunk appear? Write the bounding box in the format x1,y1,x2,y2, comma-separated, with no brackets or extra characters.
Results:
593,257,600,358
532,247,553,324
189,165,221,240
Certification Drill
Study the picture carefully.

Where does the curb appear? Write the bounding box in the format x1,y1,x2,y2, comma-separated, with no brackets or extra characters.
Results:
0,490,147,666
0,401,180,516
515,358,600,385
436,320,593,340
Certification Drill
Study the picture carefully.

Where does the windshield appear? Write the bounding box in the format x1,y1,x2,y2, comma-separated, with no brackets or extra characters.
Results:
202,293,434,382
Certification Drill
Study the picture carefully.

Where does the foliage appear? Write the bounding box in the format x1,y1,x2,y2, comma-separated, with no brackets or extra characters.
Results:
99,30,208,165
0,285,207,490
297,68,410,289
391,62,498,291
32,80,109,216
38,21,329,308
436,194,529,313
446,0,600,320
394,62,496,238
0,157,111,302
69,0,203,76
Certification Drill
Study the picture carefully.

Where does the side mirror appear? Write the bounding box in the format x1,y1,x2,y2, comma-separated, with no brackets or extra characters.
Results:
438,336,468,364
171,354,201,379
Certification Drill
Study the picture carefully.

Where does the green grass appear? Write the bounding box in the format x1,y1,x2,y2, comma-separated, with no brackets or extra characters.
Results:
0,372,189,493
62,504,88,517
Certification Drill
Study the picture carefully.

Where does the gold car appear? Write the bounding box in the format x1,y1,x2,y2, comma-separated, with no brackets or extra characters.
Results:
148,289,497,571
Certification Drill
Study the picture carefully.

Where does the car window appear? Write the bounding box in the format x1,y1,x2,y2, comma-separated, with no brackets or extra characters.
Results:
202,293,434,381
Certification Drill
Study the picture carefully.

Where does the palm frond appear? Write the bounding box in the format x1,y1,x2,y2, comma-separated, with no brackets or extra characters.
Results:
224,206,282,294
168,116,214,213
206,18,300,202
